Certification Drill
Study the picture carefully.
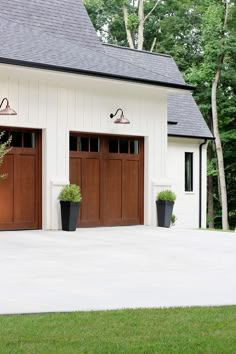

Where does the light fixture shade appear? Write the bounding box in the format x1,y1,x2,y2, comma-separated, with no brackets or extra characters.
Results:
0,104,17,115
110,108,130,124
114,114,130,124
0,98,17,115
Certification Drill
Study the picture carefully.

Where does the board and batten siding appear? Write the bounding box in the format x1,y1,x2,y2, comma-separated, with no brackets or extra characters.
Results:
0,64,175,229
167,137,207,229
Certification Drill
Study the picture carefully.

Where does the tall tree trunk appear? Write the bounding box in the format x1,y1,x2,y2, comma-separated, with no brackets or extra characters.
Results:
124,0,160,50
211,0,229,230
137,0,144,50
123,4,135,49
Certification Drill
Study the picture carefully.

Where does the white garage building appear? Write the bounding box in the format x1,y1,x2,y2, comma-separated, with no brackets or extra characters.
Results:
0,0,213,230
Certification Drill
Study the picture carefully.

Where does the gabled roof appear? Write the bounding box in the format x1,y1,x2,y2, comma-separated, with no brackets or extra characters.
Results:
0,0,213,139
0,0,192,91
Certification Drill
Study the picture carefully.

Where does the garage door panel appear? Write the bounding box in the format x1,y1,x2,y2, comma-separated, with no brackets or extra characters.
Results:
82,158,100,223
104,159,122,223
14,155,36,223
0,155,14,223
70,157,82,187
122,160,139,221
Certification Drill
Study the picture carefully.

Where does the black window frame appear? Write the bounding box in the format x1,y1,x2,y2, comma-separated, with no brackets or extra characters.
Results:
185,152,193,192
69,135,100,153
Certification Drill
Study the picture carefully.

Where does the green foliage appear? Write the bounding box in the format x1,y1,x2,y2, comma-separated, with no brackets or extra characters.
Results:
207,158,218,177
58,184,82,203
171,214,177,225
127,13,139,31
157,190,176,202
188,1,236,229
1,307,236,353
0,132,12,180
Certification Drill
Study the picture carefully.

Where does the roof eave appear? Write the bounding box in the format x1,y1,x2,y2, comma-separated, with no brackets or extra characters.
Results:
0,57,195,91
168,133,215,140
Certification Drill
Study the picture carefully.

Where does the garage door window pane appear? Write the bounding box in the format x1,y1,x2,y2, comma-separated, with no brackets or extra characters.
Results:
11,131,22,147
24,132,35,148
90,137,100,152
0,131,10,144
109,139,118,153
120,140,128,154
130,140,139,154
79,137,89,152
70,136,77,151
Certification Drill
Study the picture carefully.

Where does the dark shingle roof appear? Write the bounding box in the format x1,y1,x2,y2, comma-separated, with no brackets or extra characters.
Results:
0,0,101,49
103,44,186,86
0,0,213,139
168,94,213,139
0,0,192,90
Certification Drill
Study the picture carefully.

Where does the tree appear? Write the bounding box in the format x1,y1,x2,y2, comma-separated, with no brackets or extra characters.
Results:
187,1,236,230
0,132,12,180
85,0,161,50
85,0,211,69
123,0,161,50
211,1,229,230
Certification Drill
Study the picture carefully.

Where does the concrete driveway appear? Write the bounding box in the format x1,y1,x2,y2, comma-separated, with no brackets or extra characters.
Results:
0,226,236,314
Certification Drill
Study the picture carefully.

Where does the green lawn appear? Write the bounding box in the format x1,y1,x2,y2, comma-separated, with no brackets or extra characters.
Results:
1,306,236,353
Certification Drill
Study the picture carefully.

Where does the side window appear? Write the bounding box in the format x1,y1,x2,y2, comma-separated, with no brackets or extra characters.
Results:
185,152,193,192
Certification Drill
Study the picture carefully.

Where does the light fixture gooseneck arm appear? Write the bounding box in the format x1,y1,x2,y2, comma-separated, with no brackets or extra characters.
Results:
110,108,123,119
0,98,9,109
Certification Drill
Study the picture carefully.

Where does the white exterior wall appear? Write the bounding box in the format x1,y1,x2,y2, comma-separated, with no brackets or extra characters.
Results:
167,137,207,229
0,64,179,229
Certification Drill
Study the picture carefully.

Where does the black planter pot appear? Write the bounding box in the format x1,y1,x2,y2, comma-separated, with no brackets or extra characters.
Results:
156,200,174,228
60,201,81,231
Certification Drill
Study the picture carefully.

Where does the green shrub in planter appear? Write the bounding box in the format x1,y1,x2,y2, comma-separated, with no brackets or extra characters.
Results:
58,184,82,203
58,184,82,231
156,190,176,228
157,190,176,203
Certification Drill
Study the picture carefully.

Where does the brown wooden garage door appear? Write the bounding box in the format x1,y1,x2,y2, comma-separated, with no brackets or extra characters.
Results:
0,128,41,230
70,134,144,227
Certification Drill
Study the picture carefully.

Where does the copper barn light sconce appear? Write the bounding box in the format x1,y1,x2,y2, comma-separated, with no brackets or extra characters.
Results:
110,108,130,124
0,98,17,115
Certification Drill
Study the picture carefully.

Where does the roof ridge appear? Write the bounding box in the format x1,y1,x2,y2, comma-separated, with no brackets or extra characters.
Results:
103,43,172,58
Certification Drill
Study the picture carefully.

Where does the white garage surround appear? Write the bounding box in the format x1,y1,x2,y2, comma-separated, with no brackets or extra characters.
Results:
0,64,177,230
0,226,236,315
